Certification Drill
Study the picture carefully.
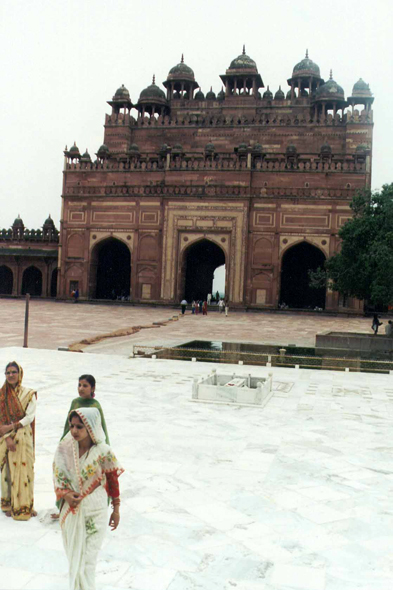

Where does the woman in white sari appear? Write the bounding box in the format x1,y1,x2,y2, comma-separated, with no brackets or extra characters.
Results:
53,407,124,590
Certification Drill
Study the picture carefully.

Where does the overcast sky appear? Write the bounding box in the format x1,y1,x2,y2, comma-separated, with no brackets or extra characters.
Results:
1,0,392,230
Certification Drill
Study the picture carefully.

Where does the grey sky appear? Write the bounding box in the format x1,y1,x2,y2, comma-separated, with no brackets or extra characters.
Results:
1,0,391,230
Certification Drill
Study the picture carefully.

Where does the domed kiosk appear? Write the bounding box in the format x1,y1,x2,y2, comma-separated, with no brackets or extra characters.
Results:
163,55,199,100
137,75,169,117
314,70,346,118
220,46,263,97
287,50,323,99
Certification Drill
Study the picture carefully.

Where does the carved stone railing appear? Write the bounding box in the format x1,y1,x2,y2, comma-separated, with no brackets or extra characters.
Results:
66,155,366,173
0,228,59,242
104,110,372,128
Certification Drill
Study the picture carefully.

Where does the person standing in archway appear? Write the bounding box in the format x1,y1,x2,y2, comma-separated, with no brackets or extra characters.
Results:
0,361,37,520
181,299,187,315
199,300,203,314
202,300,207,315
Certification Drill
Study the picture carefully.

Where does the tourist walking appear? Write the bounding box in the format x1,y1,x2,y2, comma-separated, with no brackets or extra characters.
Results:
0,361,37,520
53,407,123,590
191,300,196,314
180,299,187,315
202,300,208,315
74,288,79,303
371,313,383,334
195,300,199,315
225,301,229,317
218,299,224,314
199,300,203,314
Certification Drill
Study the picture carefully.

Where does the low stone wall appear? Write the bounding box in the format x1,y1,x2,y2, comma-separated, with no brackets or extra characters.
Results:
316,331,393,352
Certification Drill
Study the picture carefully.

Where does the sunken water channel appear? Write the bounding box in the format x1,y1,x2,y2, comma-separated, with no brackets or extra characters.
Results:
135,340,393,374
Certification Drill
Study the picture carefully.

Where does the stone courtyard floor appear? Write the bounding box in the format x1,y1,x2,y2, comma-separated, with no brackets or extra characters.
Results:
0,299,375,353
1,346,393,590
1,300,392,589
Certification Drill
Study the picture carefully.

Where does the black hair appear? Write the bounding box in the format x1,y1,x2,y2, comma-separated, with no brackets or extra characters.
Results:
79,374,96,388
69,410,83,424
5,362,19,373
78,374,96,397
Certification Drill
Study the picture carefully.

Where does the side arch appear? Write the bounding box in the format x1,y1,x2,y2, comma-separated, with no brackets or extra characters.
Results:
21,266,42,296
0,265,13,295
280,241,326,309
90,237,131,299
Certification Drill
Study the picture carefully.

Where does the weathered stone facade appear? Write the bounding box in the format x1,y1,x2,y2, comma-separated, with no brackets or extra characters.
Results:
0,216,59,297
58,49,374,310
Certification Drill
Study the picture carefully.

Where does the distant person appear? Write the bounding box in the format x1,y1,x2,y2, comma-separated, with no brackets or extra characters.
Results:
385,320,393,336
74,288,79,303
218,299,224,314
180,299,187,315
202,300,207,315
372,314,383,335
207,293,212,305
216,290,220,301
199,300,203,314
195,300,199,315
191,300,196,314
225,301,229,317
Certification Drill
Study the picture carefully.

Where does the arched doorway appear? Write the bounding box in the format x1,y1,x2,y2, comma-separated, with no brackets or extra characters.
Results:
182,239,226,301
22,266,42,296
0,266,13,294
50,268,58,297
92,238,131,299
280,242,326,309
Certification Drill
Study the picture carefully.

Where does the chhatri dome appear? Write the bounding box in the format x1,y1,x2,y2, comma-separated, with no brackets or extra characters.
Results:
228,46,258,72
292,50,321,78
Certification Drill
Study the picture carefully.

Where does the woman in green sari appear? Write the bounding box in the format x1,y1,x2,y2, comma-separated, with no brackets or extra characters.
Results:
61,375,109,444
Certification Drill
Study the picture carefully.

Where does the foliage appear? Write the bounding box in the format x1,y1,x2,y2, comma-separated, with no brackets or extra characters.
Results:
309,184,393,306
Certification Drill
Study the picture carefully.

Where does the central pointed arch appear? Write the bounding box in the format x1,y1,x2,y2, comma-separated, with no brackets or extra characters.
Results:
180,239,226,301
90,237,131,299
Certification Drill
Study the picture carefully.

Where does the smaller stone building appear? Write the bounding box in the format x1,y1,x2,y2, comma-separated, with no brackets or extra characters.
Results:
0,216,59,297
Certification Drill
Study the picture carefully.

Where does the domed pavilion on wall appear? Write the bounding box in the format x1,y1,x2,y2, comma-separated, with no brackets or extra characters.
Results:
54,48,374,311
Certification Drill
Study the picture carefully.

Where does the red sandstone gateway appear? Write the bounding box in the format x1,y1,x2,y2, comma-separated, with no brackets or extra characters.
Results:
1,49,373,312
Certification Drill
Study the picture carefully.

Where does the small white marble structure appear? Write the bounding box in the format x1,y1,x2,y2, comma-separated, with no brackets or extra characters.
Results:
192,369,273,406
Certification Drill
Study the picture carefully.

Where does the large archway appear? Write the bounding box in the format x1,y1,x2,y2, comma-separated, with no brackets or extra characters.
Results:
92,238,131,299
50,268,58,297
22,266,42,296
182,239,226,301
280,242,326,309
0,266,13,295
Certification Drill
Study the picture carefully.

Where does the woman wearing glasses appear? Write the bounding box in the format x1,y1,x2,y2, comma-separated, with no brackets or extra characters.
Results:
0,361,37,520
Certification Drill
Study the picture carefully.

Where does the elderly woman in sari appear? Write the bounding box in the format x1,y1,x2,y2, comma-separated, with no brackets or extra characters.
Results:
53,407,123,590
0,361,37,520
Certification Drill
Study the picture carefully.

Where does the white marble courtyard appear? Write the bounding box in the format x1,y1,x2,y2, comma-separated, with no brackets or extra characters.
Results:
1,346,393,590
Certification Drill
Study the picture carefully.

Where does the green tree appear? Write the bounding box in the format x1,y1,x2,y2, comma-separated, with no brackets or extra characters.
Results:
309,184,393,306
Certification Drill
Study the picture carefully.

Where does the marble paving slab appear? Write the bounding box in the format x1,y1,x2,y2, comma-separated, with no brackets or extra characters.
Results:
0,347,393,589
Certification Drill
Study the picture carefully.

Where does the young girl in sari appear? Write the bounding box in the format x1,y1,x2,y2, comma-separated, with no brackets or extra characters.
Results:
53,407,123,590
0,361,37,520
62,375,109,444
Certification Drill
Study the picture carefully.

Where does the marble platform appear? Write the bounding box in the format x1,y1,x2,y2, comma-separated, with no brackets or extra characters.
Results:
192,370,273,406
1,346,393,589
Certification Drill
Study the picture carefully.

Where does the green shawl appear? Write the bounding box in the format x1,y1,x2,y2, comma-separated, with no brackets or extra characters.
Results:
61,397,110,444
